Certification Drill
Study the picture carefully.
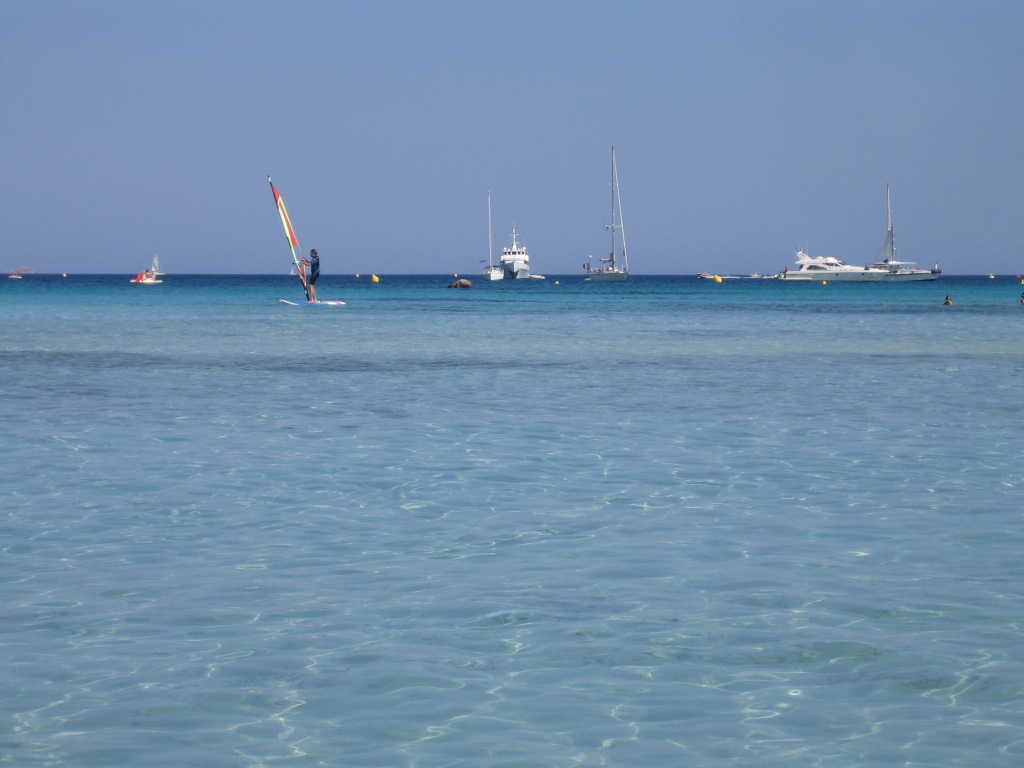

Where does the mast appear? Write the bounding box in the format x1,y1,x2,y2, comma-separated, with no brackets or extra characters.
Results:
606,147,617,267
487,189,494,269
886,184,894,261
268,176,309,300
878,184,895,264
614,146,628,272
605,146,628,271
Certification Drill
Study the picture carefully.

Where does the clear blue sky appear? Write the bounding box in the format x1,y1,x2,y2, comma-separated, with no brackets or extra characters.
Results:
3,0,1021,275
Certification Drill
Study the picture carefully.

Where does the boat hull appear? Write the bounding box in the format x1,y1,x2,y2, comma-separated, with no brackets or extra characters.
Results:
880,272,939,281
504,266,532,279
782,268,938,281
781,271,885,281
585,269,628,282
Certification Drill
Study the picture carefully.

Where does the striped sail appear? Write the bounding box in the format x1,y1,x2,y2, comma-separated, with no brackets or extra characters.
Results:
268,177,309,300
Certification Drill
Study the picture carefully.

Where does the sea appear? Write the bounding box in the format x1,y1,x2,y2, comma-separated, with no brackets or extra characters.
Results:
2,273,1023,768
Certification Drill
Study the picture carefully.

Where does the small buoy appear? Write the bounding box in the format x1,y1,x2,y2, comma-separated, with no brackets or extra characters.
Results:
989,274,995,279
355,273,360,278
371,274,380,283
822,280,828,285
554,280,560,285
713,275,722,283
453,273,458,277
62,273,67,278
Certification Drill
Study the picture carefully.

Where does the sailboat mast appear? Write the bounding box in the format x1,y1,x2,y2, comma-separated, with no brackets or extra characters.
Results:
613,147,628,271
487,189,494,269
886,185,894,261
607,147,618,266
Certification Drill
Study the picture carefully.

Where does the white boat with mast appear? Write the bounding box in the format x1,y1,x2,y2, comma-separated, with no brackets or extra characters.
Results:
868,186,941,280
482,189,503,280
584,146,629,282
781,187,941,282
499,226,544,279
130,254,164,284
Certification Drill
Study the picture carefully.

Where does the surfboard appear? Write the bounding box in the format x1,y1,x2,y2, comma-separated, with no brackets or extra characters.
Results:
278,299,346,306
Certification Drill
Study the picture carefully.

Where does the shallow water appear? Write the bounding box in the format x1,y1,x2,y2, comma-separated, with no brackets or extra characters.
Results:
2,273,1023,766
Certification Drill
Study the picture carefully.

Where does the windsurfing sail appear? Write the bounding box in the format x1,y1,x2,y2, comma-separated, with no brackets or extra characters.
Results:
268,176,309,300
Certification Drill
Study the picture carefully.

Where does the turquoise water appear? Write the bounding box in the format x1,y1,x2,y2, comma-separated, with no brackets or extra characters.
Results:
2,274,1023,767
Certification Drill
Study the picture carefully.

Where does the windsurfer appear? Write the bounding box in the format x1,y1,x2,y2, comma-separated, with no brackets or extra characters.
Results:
300,249,320,302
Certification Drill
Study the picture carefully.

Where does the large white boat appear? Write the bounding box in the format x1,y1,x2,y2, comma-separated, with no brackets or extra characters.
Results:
130,254,164,284
584,146,629,282
868,186,941,281
500,227,544,279
780,251,888,281
482,190,503,281
783,187,942,283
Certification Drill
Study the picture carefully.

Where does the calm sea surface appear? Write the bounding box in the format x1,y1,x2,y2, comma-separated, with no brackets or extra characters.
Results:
2,273,1023,767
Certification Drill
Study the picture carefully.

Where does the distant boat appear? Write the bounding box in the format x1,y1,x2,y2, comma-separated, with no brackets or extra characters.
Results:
585,146,629,282
783,187,941,283
482,190,503,281
868,186,940,281
130,254,164,284
500,226,544,279
781,250,888,281
8,273,23,279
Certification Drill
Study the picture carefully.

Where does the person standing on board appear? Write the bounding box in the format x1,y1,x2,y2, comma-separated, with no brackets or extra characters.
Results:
300,249,320,302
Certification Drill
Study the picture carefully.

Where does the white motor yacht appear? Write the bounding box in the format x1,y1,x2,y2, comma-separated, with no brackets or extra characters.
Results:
780,250,888,281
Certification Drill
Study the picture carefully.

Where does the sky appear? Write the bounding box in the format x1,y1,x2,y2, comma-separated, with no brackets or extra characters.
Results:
3,0,1022,275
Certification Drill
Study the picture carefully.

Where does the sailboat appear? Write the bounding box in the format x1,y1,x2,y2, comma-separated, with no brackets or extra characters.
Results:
482,190,503,280
130,254,164,284
268,177,345,305
584,146,630,282
868,186,940,281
